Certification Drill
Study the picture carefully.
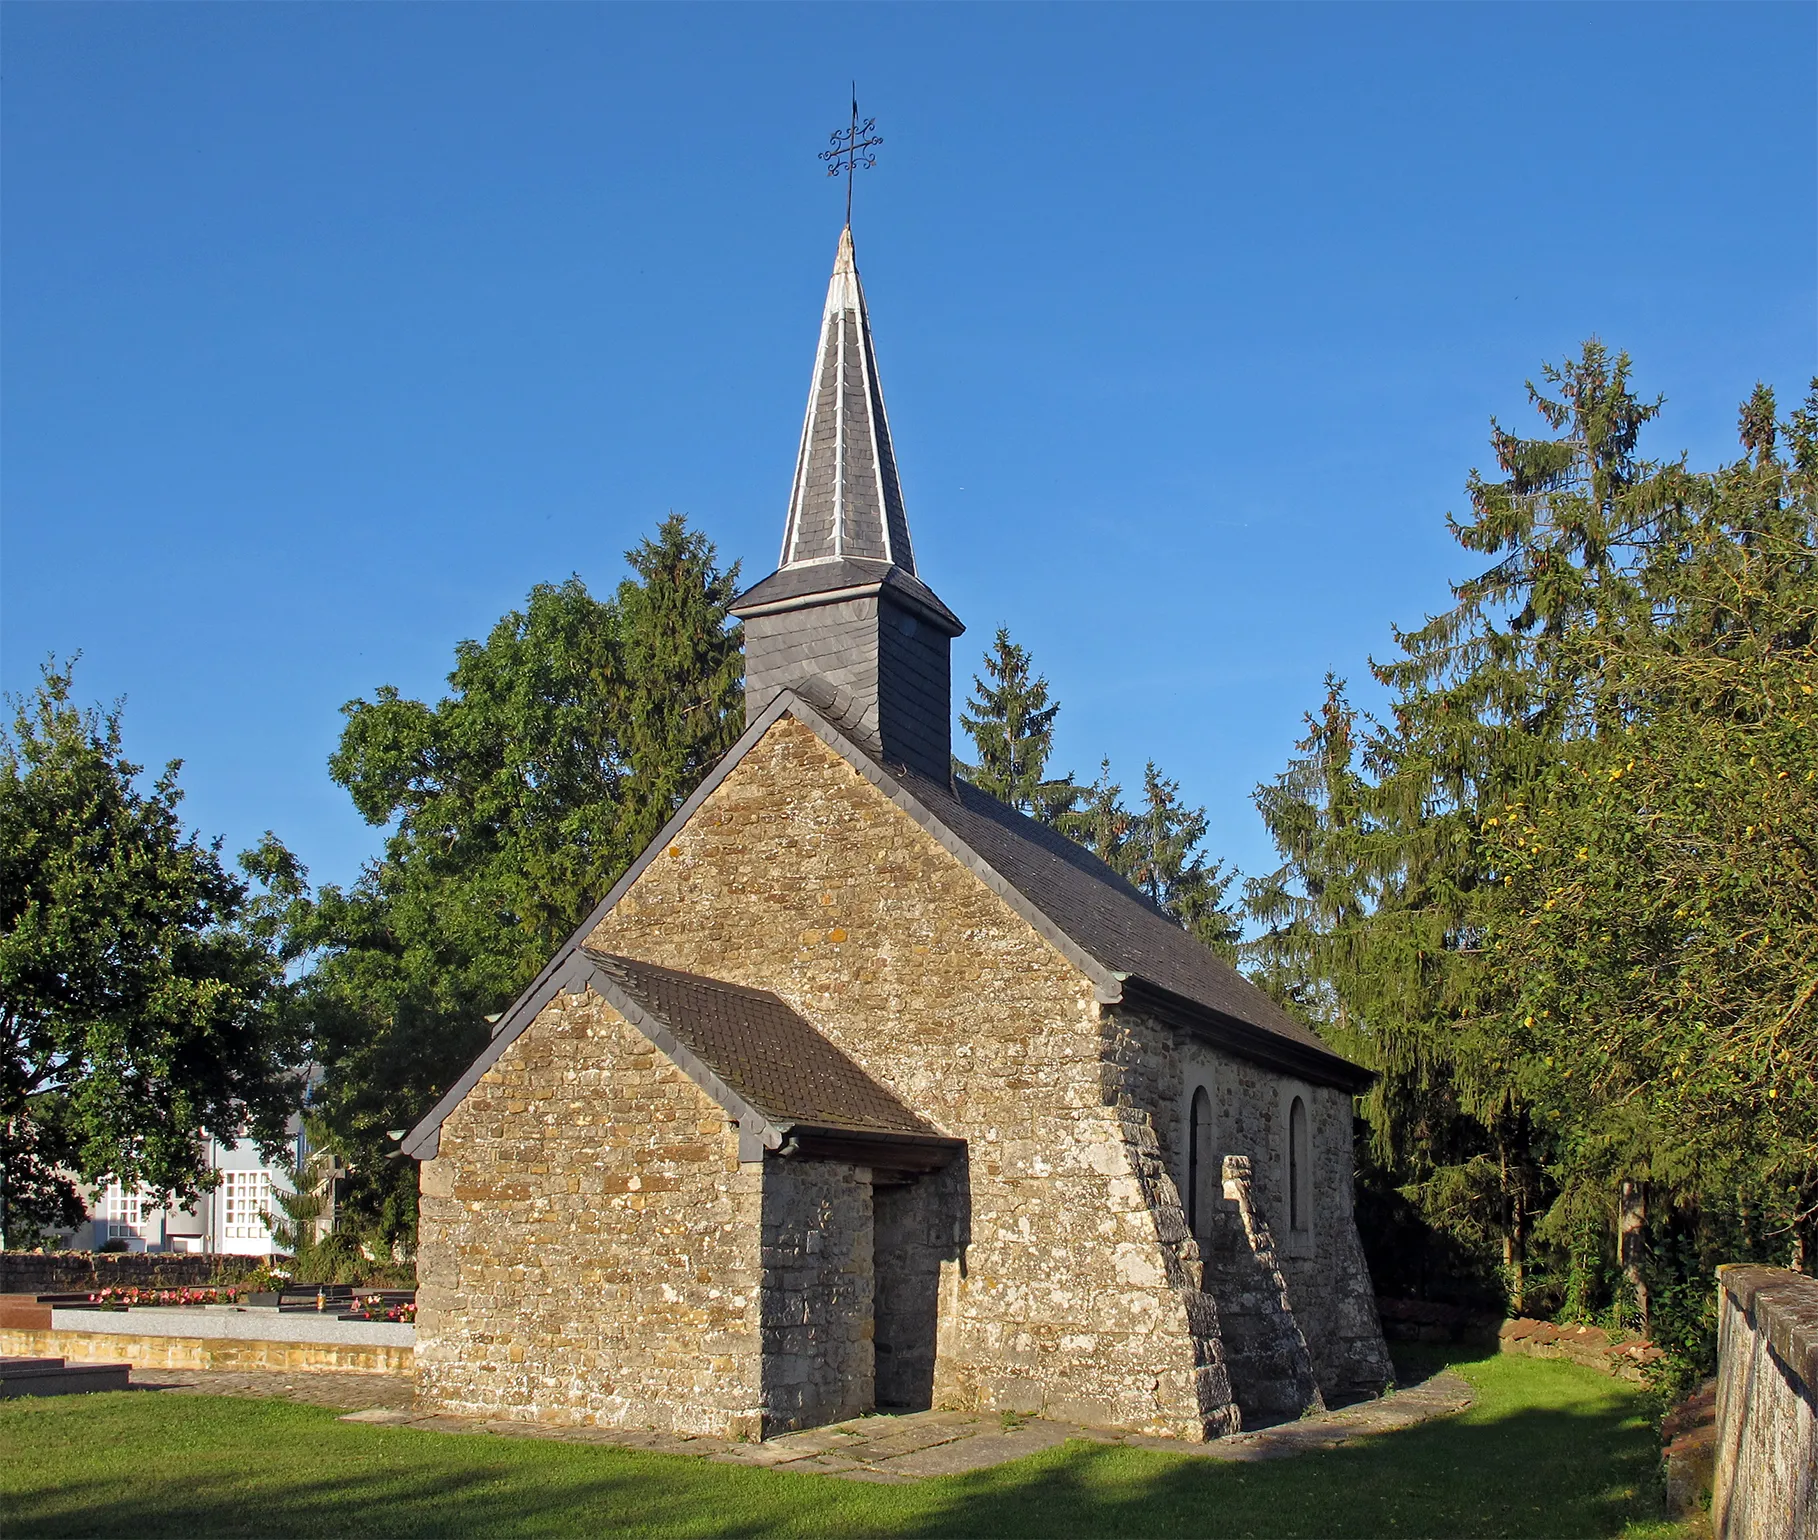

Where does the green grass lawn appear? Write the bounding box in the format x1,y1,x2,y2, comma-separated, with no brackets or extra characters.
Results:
1,1348,1694,1539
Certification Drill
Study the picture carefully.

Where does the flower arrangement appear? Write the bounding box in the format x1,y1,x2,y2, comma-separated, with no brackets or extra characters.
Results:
346,1294,416,1323
85,1286,240,1308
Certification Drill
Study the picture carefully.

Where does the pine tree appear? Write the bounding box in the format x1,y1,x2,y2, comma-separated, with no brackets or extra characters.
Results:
957,629,1081,824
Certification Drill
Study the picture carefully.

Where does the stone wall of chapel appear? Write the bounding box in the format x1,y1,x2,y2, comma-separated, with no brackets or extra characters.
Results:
759,1158,875,1434
586,715,1230,1439
1124,1014,1391,1403
415,992,767,1438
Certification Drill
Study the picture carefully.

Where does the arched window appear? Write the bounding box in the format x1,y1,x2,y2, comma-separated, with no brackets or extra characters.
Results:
1187,1086,1214,1238
1288,1095,1310,1233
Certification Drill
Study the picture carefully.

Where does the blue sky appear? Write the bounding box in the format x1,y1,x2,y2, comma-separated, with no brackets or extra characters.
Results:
4,2,1813,898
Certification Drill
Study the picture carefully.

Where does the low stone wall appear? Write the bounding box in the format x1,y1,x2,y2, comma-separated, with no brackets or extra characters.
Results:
1662,1378,1718,1517
1497,1318,1664,1383
0,1252,260,1295
1713,1265,1816,1540
0,1326,411,1376
48,1306,414,1349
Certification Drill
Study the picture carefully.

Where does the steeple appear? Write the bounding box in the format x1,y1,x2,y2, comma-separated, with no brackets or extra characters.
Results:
732,227,963,779
778,226,916,572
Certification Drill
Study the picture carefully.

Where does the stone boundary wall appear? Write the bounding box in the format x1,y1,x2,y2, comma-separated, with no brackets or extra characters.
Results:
0,1325,411,1376
1713,1264,1816,1540
0,1252,262,1295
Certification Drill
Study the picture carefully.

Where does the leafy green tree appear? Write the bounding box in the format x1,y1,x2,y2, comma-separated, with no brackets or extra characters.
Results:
1482,382,1818,1274
292,516,743,1251
1248,345,1817,1330
0,663,302,1247
957,629,1082,824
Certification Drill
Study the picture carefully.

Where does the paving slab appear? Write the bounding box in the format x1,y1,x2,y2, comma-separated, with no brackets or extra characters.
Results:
136,1367,413,1411
300,1369,1479,1483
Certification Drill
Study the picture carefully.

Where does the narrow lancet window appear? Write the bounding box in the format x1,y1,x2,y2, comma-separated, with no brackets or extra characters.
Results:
1188,1086,1213,1237
1289,1095,1310,1233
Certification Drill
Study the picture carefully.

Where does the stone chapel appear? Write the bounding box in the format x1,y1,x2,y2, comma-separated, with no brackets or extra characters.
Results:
403,226,1393,1442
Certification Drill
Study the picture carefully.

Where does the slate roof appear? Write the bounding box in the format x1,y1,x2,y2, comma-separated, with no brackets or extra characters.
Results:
770,228,917,583
582,949,937,1138
885,764,1349,1071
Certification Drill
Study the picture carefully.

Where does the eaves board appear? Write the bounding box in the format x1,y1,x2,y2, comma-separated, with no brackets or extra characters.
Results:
1120,978,1374,1095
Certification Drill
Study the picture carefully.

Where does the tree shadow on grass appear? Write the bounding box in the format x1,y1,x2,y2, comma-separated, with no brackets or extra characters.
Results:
3,1355,1670,1540
906,1393,1667,1539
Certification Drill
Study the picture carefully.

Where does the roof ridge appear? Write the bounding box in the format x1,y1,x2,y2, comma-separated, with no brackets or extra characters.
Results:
403,689,1370,1160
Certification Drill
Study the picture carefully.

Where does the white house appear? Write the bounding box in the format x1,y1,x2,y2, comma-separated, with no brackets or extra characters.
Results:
82,1119,310,1257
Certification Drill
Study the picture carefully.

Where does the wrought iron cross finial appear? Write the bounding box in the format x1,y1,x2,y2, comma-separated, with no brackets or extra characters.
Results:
820,87,881,228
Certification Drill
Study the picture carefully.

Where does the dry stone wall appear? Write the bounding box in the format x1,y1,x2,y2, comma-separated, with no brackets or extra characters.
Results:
416,991,767,1438
586,714,1233,1439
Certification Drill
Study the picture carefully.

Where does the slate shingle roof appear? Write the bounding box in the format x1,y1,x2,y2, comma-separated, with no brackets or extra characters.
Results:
583,949,937,1138
884,764,1345,1066
776,227,915,577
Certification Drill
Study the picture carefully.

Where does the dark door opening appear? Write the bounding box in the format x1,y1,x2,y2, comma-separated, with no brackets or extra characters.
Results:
872,1174,941,1410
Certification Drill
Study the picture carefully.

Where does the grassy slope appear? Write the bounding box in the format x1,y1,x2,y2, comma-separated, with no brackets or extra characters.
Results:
1,1349,1692,1539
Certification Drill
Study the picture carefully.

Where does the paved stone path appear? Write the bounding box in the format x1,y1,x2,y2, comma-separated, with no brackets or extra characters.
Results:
321,1370,1474,1483
135,1367,415,1411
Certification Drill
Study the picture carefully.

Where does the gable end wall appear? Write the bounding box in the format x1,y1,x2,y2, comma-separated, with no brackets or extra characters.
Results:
415,991,766,1437
586,714,1236,1438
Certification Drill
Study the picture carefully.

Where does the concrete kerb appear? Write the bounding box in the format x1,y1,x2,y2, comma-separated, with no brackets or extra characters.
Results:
334,1371,1476,1483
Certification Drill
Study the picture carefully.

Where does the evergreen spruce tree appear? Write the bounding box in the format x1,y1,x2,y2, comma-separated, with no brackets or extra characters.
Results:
611,514,746,857
957,629,1081,824
1122,763,1241,958
1248,344,1817,1334
959,633,1242,957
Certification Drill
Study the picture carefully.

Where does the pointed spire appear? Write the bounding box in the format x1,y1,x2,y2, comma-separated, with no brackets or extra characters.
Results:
778,227,916,574
732,223,961,779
